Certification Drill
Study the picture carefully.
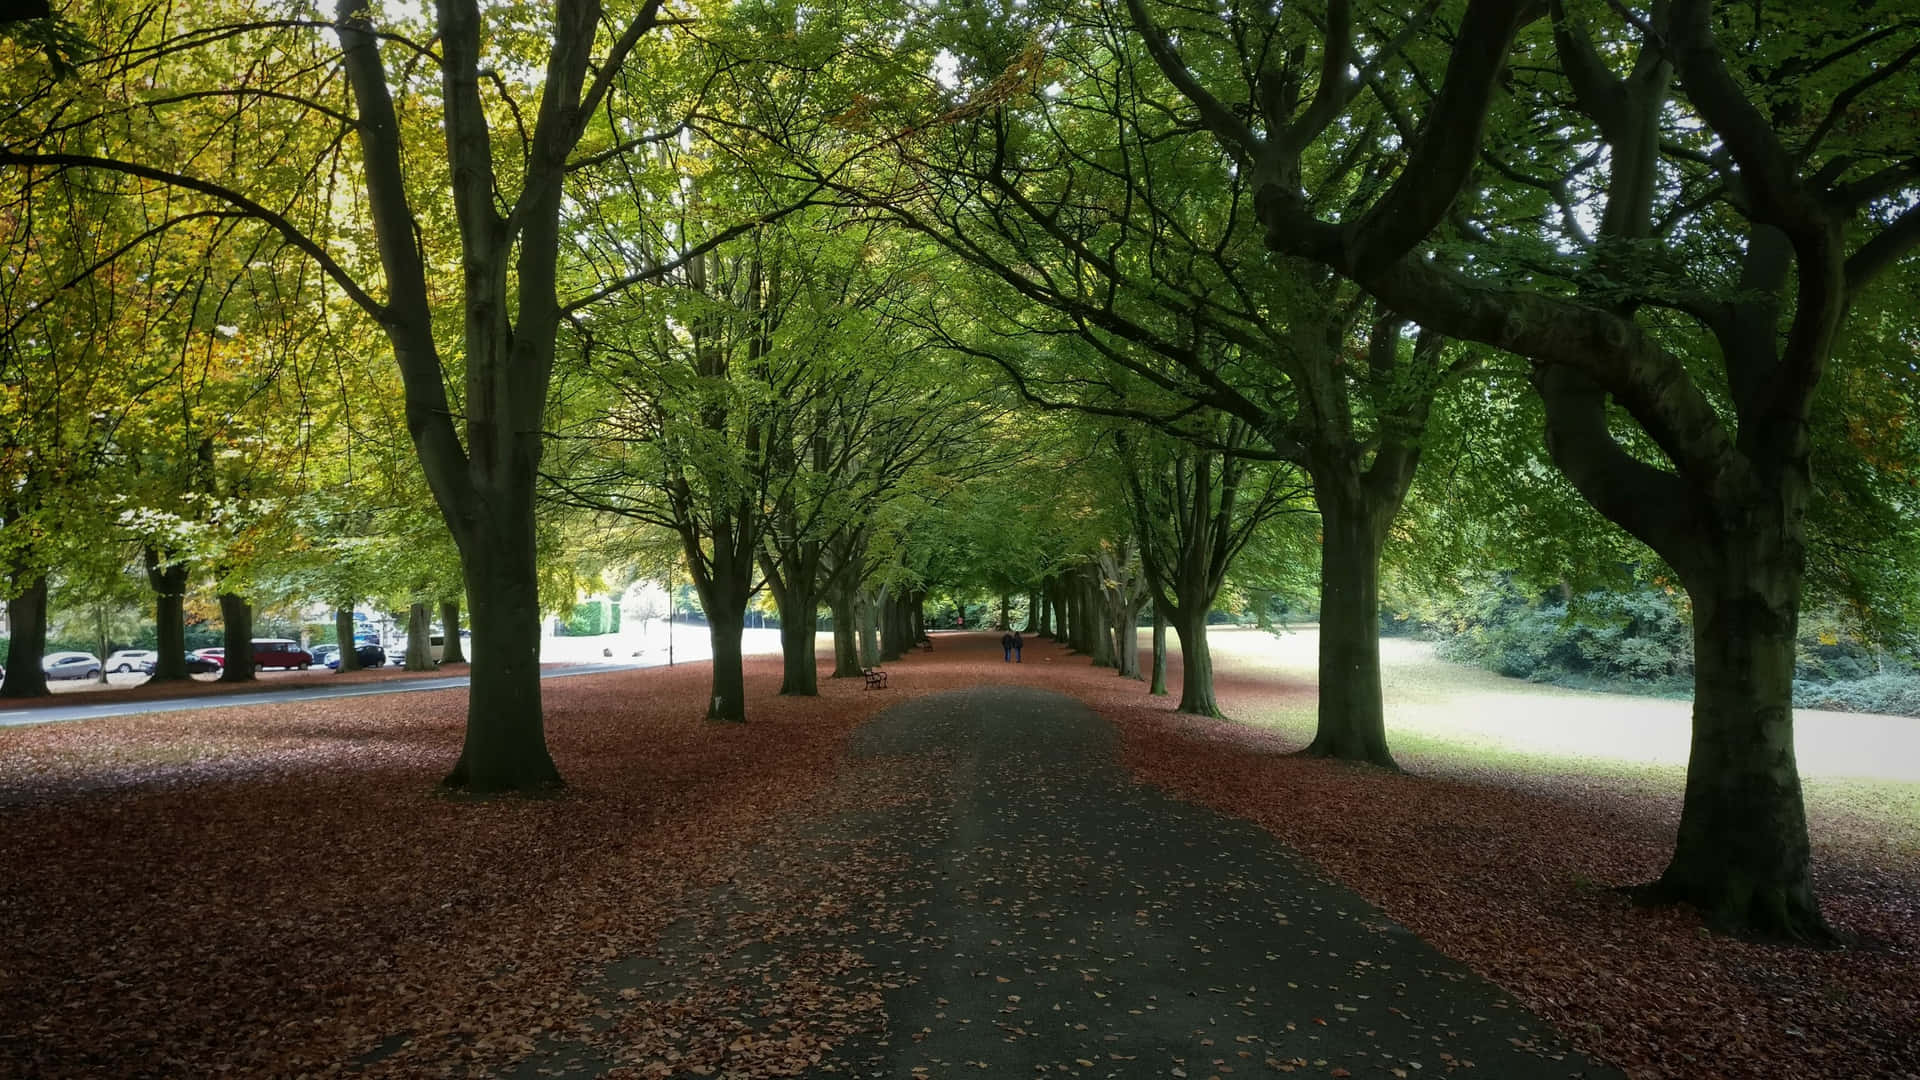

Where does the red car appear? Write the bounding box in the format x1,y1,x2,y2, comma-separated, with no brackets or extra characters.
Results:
249,639,312,670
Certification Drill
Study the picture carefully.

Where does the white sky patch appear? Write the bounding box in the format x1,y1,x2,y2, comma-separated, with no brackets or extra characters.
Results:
931,49,960,91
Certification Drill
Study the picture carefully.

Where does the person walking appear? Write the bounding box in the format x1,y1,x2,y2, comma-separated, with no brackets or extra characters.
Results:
1001,630,1015,662
1011,630,1024,662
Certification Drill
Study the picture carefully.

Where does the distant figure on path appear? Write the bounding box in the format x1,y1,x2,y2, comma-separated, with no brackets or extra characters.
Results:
1011,630,1023,662
1001,631,1015,662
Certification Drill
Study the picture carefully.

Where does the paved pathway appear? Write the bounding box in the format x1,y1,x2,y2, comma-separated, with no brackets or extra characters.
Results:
510,686,1621,1079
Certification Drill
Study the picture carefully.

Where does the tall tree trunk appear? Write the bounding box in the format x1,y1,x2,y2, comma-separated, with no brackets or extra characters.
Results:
771,577,820,696
1114,597,1144,679
1301,486,1398,768
335,607,363,671
857,591,880,668
1638,569,1823,939
1089,576,1116,669
880,585,904,661
910,591,926,643
1170,608,1218,716
1,574,50,698
690,551,754,722
444,534,559,792
144,549,191,682
94,604,109,684
706,607,748,722
998,592,1010,630
777,610,819,695
1150,605,1168,696
1249,588,1275,630
1035,581,1053,637
439,599,467,664
218,593,255,683
1066,576,1086,653
829,588,862,678
1533,364,1831,938
1086,576,1107,657
404,603,434,670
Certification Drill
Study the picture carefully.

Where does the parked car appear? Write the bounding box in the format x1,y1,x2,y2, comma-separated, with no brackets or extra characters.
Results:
250,639,312,670
193,647,227,669
184,653,222,675
431,631,471,662
42,652,102,680
322,642,386,670
106,649,158,674
310,644,340,667
391,627,472,663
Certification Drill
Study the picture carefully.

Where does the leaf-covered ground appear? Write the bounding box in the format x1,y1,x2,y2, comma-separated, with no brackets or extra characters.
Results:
0,631,1912,1078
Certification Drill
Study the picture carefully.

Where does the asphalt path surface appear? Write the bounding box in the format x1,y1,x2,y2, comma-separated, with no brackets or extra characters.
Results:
0,662,653,728
509,686,1622,1079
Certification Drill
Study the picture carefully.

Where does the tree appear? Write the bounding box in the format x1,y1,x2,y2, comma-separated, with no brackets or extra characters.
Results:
1120,417,1308,715
0,0,748,790
854,6,1471,766
1124,0,1920,938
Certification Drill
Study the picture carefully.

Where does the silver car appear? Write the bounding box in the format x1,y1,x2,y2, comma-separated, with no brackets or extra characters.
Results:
42,652,102,680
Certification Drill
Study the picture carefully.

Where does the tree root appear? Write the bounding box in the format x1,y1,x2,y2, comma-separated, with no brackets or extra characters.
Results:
1294,737,1402,773
1625,872,1849,947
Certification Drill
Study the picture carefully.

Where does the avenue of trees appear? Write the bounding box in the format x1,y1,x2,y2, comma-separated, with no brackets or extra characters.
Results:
4,1,1918,941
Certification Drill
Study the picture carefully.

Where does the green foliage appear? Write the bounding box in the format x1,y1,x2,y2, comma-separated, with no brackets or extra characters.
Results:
566,601,608,637
1417,573,1696,689
1410,572,1920,716
1792,675,1920,717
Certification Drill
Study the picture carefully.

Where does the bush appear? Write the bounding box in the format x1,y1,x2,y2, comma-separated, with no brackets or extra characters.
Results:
1793,674,1920,716
1411,572,1920,715
567,601,606,637
1426,574,1694,685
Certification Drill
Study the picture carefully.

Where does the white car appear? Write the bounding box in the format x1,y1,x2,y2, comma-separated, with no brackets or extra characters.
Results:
106,649,158,674
42,652,102,680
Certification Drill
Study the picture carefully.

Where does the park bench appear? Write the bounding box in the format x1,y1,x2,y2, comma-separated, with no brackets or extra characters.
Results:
863,667,888,689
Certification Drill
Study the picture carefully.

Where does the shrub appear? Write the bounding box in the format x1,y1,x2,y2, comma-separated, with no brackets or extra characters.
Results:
567,601,606,637
1793,674,1920,716
1410,572,1920,716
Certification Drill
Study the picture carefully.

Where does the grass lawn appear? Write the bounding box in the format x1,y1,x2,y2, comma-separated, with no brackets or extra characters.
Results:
1203,626,1920,850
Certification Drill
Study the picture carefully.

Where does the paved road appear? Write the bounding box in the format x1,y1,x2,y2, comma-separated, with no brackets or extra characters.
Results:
508,686,1621,1078
0,662,653,728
